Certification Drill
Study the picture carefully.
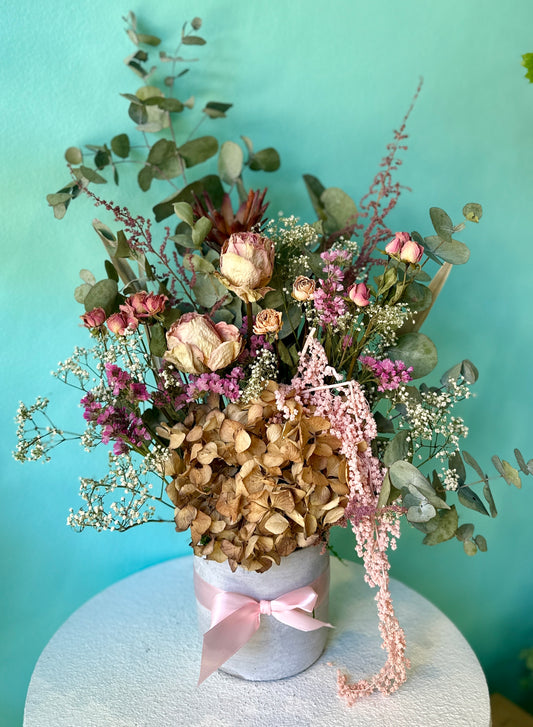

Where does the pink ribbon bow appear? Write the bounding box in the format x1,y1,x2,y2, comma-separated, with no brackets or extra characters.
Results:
194,567,332,684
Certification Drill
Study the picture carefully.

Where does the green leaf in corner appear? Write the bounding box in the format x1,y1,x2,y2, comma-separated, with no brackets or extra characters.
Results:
514,448,530,475
455,523,474,541
483,482,498,518
65,147,83,164
173,202,194,228
376,472,391,510
137,165,153,192
501,460,522,488
522,53,533,83
192,217,212,246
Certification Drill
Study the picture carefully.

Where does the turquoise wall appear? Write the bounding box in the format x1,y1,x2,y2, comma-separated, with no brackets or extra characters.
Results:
2,0,533,723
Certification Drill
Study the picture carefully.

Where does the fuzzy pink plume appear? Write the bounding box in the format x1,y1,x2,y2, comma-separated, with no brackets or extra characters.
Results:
275,334,409,704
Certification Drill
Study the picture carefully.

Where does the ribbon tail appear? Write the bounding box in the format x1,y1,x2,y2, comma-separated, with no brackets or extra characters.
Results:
198,604,260,685
273,609,333,631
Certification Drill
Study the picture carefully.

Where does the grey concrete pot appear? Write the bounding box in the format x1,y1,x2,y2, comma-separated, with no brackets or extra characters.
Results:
194,546,331,681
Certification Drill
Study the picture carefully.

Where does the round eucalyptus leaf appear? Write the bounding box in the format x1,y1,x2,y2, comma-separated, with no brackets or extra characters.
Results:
386,332,438,378
84,279,119,315
462,202,483,223
179,136,218,168
463,540,478,556
111,134,130,158
65,147,83,164
218,141,244,184
429,207,454,242
407,501,436,523
400,281,433,312
249,147,281,172
320,187,358,234
383,430,411,467
424,236,470,265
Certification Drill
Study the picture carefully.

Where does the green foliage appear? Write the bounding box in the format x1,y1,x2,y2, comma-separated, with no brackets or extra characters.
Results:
522,52,533,83
386,332,438,378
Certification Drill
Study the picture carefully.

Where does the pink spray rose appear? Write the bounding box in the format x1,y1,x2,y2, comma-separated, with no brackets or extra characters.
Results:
128,291,168,317
348,282,370,307
399,239,424,265
385,232,423,265
164,313,243,375
81,307,107,329
106,309,139,335
215,231,275,303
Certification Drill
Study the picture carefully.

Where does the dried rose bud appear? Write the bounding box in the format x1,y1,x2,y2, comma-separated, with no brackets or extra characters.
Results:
106,311,138,335
215,232,275,303
81,307,106,329
399,239,424,265
128,291,168,317
253,309,283,337
291,276,316,301
385,232,410,256
347,282,370,307
164,313,242,375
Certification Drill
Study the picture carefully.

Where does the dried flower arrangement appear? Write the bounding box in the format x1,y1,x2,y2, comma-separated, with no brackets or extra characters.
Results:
15,11,533,703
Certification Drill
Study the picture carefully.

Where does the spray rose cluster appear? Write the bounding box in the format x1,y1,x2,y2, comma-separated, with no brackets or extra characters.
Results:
385,231,424,264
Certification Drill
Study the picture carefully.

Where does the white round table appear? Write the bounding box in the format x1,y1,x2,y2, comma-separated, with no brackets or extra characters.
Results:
24,556,490,726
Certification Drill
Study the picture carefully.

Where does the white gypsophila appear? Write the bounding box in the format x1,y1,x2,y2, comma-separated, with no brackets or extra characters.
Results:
67,451,162,532
360,303,413,355
390,380,471,466
239,348,278,404
442,466,461,491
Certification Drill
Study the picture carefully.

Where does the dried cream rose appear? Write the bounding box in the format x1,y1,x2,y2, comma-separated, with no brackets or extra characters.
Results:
291,276,316,301
253,309,283,337
214,231,275,303
164,313,242,375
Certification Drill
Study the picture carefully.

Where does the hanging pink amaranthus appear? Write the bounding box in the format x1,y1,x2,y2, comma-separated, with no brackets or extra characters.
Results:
275,333,409,703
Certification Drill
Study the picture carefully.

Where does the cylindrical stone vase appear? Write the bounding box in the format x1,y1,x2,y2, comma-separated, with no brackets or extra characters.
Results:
193,546,330,681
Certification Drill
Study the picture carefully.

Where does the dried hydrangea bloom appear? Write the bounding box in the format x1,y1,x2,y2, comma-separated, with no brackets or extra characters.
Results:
162,380,349,572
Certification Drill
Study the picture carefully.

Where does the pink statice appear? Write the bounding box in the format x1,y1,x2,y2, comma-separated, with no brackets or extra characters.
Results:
105,364,149,401
81,399,151,450
313,250,352,326
186,367,244,402
276,334,409,703
359,356,413,392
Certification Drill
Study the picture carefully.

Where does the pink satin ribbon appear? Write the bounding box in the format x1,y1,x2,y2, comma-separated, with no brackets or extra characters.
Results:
194,565,332,684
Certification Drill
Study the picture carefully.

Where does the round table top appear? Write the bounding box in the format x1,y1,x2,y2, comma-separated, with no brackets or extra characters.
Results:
24,555,490,727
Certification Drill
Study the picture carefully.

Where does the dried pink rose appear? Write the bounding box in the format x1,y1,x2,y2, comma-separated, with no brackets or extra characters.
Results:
253,309,283,336
128,291,168,317
399,239,424,265
164,313,242,375
291,276,316,301
215,231,274,303
81,307,106,329
106,310,139,335
348,282,370,307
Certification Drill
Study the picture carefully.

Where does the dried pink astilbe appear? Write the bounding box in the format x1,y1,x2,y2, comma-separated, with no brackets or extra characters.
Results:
277,334,409,703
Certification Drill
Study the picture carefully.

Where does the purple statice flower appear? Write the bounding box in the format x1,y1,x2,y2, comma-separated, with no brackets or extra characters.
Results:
186,367,245,402
96,405,151,447
359,356,413,392
80,392,102,422
105,364,149,402
239,317,274,358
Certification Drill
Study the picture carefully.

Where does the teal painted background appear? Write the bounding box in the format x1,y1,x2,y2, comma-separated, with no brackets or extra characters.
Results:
2,0,533,723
